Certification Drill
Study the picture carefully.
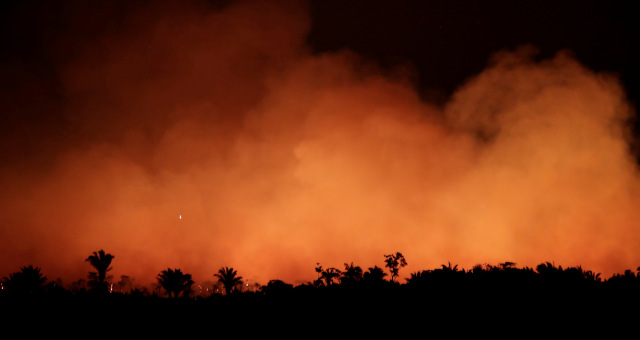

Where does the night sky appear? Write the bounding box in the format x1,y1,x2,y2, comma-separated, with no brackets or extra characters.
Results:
310,1,638,101
2,0,639,286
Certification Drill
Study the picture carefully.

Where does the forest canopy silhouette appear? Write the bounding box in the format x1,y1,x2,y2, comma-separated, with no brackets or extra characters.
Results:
2,249,639,297
3,248,640,335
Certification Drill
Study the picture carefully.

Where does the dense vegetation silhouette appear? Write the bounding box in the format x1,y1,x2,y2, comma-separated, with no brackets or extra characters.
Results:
2,250,640,334
157,268,194,298
85,249,114,294
214,266,243,295
2,265,47,296
384,252,407,282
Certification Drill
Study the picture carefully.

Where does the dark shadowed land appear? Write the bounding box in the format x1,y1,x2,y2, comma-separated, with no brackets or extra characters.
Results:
2,260,640,337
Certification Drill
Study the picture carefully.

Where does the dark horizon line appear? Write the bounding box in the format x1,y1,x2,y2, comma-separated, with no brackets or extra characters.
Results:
3,258,638,288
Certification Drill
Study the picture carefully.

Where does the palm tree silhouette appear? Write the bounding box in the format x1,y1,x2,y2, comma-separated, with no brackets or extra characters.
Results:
406,270,429,286
363,266,388,281
320,267,342,286
157,268,194,298
584,270,602,283
440,262,460,273
214,267,243,295
3,265,47,295
85,249,114,293
341,262,363,284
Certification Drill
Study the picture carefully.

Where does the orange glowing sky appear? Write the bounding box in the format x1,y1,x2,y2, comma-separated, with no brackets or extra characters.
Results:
1,0,639,286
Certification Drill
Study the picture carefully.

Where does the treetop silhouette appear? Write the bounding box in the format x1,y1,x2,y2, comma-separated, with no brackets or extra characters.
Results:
384,252,407,282
157,268,194,298
214,266,243,295
363,266,387,282
2,265,47,296
85,249,114,293
341,262,364,284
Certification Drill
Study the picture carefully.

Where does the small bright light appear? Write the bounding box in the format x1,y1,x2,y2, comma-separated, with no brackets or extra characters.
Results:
179,214,182,220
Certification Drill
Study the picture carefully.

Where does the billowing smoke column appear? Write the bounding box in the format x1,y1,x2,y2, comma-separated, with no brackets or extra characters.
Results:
1,0,639,286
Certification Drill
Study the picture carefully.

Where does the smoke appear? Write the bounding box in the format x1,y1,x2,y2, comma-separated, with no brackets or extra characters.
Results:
1,0,639,286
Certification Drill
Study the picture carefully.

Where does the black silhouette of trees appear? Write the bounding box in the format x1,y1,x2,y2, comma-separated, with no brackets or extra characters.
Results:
536,261,561,278
434,262,466,286
2,265,47,295
321,267,342,286
406,270,429,286
499,261,516,270
7,246,640,318
214,266,244,295
314,262,324,286
85,249,114,293
313,263,342,286
115,275,135,294
363,266,387,282
584,269,602,283
440,262,459,272
157,268,194,298
384,252,407,282
341,262,363,285
261,279,294,296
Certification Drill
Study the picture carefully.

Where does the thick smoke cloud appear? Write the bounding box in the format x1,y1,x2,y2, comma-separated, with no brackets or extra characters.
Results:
1,0,638,286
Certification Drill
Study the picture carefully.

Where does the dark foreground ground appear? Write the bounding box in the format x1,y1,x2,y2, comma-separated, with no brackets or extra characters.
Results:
2,282,638,337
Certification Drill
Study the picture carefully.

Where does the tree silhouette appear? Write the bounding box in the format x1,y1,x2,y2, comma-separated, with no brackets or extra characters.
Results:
499,261,516,270
157,268,194,298
85,249,114,293
440,262,459,272
320,267,342,286
363,266,388,282
3,265,47,295
584,270,602,283
115,275,135,294
406,270,429,286
214,267,244,295
261,279,294,296
384,252,407,282
536,262,561,277
341,262,363,285
606,268,638,289
314,263,325,287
